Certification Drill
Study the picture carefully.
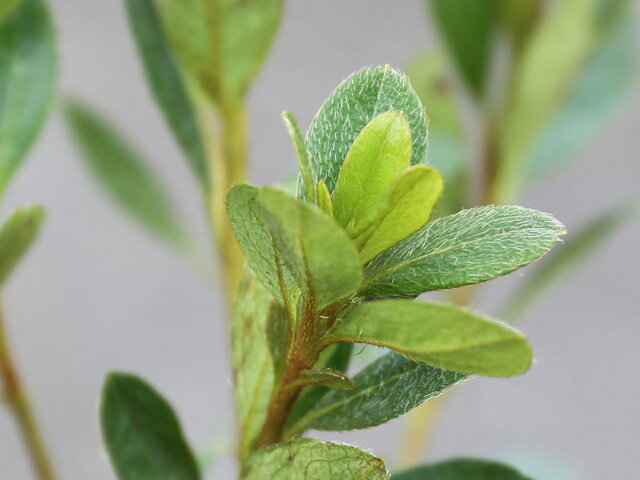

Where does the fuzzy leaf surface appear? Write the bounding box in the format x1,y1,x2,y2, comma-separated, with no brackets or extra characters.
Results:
306,66,427,195
0,205,44,287
159,0,283,106
65,100,187,247
393,458,533,480
362,206,565,298
242,438,388,480
333,111,412,231
328,300,532,377
0,0,56,195
282,110,315,201
101,373,201,480
124,0,208,189
288,352,465,434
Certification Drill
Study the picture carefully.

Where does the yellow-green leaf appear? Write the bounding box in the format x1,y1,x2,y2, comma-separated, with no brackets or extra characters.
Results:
0,205,45,287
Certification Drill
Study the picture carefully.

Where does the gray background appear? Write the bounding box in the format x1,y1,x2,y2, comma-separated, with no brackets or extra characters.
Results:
1,1,639,479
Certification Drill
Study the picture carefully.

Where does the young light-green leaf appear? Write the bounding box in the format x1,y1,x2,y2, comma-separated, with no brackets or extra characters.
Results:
282,110,315,202
362,206,565,298
501,201,638,320
0,0,22,23
427,0,497,97
100,373,201,480
242,438,389,480
327,300,533,377
333,111,412,231
306,66,427,195
0,206,45,287
357,165,443,264
317,180,334,217
392,458,533,480
0,0,56,196
123,0,209,189
232,270,276,460
65,100,187,247
159,0,284,107
286,352,465,435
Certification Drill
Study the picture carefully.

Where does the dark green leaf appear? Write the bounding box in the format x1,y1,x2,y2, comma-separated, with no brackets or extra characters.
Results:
427,0,497,97
65,100,187,247
327,300,532,377
242,438,389,479
0,0,56,195
306,66,427,196
286,352,465,435
362,206,565,298
0,205,45,287
392,458,533,480
501,201,638,320
101,372,201,480
159,0,284,107
124,0,209,189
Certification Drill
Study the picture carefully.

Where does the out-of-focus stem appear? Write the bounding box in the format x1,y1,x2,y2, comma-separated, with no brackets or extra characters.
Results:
0,305,56,480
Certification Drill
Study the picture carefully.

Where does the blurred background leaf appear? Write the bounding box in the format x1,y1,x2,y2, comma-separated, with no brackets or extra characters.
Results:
0,205,45,287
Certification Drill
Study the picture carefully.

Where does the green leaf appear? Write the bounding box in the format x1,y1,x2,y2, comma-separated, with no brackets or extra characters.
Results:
0,206,45,287
356,166,443,264
265,300,291,385
524,10,635,183
362,206,565,298
123,0,209,189
306,65,427,196
228,184,362,310
0,0,56,195
289,368,355,391
0,0,22,23
286,352,464,435
333,111,412,231
100,373,201,480
501,201,638,320
232,270,276,460
242,438,389,480
316,180,333,217
427,0,497,97
494,0,596,203
393,458,533,480
327,300,533,377
64,100,187,247
498,0,541,51
159,0,284,107
282,110,315,202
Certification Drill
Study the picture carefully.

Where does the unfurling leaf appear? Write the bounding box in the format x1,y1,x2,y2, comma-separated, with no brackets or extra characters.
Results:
316,180,334,217
333,111,412,231
282,110,315,201
0,206,45,287
123,0,209,189
306,65,427,196
288,368,355,391
286,352,465,435
242,438,389,480
393,458,533,480
362,206,565,298
327,300,532,377
158,0,284,107
0,0,56,196
64,100,187,247
101,373,201,480
228,184,362,310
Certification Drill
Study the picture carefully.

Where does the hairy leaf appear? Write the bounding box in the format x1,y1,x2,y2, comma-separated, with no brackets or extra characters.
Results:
232,270,275,460
357,166,443,264
101,373,201,480
427,0,497,97
502,201,638,320
0,206,45,287
317,180,334,217
287,352,465,434
289,368,355,391
393,458,533,480
328,300,532,377
494,0,595,202
362,206,565,298
242,438,389,480
282,110,315,201
124,0,209,189
306,66,427,195
0,0,56,195
159,0,284,107
333,111,412,231
65,100,187,247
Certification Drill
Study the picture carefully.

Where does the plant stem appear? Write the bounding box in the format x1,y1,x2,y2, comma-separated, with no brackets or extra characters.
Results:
0,305,56,480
